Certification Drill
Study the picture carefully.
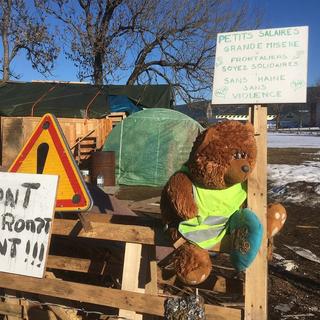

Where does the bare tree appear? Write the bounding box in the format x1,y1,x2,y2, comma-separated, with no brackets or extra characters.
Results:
0,0,59,82
125,0,262,102
36,0,261,102
35,0,132,85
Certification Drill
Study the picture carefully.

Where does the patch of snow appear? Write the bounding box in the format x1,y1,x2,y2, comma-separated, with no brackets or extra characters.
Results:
272,253,298,271
268,163,320,185
268,133,320,148
268,160,320,207
284,245,320,264
275,304,292,313
281,314,315,319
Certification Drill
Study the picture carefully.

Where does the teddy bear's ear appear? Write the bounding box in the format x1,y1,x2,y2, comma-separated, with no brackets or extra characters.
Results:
192,127,218,155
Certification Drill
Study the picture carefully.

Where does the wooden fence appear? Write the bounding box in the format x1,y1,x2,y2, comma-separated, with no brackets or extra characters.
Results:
0,116,113,167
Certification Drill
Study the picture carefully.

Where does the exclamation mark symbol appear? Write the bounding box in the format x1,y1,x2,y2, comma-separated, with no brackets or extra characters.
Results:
37,244,45,268
37,143,49,174
25,240,30,262
31,242,38,265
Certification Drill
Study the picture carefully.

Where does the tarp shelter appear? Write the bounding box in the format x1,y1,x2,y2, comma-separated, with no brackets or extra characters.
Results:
103,108,204,187
0,81,173,118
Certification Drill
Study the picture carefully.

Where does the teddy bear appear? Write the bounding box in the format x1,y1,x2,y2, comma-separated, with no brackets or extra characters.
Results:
160,120,286,285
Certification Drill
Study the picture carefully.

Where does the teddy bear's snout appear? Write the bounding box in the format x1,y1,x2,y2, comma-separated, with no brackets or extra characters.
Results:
241,165,250,173
224,159,252,187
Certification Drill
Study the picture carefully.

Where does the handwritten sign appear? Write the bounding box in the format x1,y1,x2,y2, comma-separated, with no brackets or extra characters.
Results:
0,172,58,278
212,26,308,104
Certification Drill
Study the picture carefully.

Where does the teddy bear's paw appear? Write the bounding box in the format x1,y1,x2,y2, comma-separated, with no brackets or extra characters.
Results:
267,203,287,238
174,243,212,285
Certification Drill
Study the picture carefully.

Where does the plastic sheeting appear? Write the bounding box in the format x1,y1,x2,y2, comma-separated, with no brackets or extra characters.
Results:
0,82,173,118
103,108,203,187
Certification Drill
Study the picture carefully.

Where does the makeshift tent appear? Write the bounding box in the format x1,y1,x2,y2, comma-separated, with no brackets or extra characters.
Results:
0,81,173,118
103,108,203,187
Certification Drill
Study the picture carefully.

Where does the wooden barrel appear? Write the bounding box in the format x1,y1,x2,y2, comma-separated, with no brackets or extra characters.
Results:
90,151,115,186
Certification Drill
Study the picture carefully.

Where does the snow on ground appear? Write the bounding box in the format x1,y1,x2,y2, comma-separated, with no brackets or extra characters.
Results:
268,162,320,186
268,132,320,148
268,162,320,207
267,132,320,207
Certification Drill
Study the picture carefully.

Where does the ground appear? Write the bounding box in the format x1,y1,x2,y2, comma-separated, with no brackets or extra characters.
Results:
268,204,320,320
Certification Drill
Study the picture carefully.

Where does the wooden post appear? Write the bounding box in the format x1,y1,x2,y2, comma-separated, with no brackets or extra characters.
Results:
119,243,143,320
245,105,268,320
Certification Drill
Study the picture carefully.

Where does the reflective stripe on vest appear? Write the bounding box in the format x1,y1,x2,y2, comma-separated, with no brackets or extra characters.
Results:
182,225,225,243
179,182,247,249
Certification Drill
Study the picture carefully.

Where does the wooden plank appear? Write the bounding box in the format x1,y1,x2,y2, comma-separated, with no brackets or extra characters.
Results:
0,298,23,320
51,217,171,247
46,255,97,273
144,246,158,295
78,212,93,232
0,273,241,320
245,105,268,320
51,215,228,252
0,301,23,318
1,118,24,167
119,243,143,319
44,272,81,320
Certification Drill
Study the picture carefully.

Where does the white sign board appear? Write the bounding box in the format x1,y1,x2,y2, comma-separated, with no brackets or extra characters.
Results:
0,172,58,278
212,26,308,104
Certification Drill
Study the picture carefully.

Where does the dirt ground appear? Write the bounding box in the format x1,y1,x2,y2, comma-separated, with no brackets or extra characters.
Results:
268,204,320,320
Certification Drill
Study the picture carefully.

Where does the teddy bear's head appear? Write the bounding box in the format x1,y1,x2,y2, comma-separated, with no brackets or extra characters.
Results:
187,120,257,189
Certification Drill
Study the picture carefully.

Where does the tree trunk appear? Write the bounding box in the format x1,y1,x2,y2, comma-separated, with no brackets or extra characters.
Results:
2,35,10,81
93,51,104,85
1,1,11,82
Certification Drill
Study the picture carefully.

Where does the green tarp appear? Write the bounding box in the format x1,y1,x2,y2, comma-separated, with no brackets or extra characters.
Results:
103,108,203,187
0,81,173,118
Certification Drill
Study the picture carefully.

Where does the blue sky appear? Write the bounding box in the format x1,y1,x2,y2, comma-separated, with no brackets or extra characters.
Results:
7,0,320,87
252,0,320,85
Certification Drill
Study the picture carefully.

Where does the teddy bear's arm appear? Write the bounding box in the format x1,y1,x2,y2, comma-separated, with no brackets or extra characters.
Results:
161,172,198,221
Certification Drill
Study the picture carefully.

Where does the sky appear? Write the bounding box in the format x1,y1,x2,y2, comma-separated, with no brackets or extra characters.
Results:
255,0,320,86
5,0,320,88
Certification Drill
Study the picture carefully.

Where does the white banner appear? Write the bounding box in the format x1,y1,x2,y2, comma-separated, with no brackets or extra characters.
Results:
0,172,58,278
212,26,308,104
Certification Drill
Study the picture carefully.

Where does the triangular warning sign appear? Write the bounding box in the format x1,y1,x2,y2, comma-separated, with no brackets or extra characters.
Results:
9,114,93,212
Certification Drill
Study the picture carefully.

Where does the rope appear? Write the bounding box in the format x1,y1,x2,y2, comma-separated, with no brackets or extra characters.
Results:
31,84,58,116
84,89,102,119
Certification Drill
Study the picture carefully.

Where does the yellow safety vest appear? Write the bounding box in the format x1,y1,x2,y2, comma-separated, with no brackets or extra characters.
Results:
179,182,247,249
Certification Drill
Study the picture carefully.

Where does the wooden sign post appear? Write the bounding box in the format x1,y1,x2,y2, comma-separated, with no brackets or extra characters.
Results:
245,105,268,319
0,172,58,278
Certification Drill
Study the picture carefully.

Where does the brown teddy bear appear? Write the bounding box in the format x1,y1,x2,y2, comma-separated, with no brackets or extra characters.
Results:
160,120,286,285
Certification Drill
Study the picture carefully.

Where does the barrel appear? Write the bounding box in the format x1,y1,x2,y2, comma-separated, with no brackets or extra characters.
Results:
90,151,116,186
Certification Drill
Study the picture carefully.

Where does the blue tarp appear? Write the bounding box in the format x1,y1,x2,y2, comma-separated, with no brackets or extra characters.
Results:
107,95,142,114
